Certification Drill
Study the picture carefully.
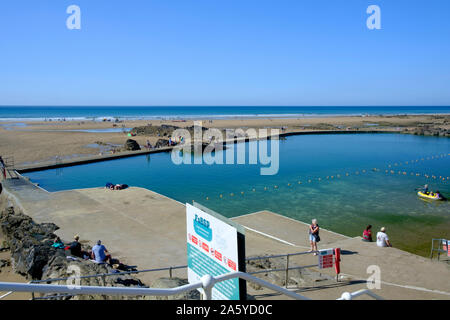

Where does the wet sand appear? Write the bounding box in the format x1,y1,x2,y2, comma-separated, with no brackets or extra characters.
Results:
1,114,449,166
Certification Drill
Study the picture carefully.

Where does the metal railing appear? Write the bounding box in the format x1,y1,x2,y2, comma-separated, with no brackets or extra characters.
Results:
337,289,384,300
29,249,323,288
0,249,327,300
0,272,382,300
430,239,449,261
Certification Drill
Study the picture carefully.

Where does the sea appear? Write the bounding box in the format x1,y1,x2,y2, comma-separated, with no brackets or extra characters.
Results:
0,106,449,122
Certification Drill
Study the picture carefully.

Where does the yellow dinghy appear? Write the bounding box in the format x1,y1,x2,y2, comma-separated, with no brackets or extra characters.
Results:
417,191,443,200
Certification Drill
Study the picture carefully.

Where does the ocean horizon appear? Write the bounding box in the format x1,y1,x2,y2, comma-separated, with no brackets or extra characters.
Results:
1,106,449,122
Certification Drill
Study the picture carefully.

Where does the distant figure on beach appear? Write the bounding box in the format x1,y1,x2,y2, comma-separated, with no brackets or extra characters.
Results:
362,225,373,242
92,240,112,264
146,140,152,149
376,227,392,247
308,219,320,255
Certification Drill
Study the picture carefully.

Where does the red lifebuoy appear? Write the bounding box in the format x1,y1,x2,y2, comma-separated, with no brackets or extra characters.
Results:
334,248,341,275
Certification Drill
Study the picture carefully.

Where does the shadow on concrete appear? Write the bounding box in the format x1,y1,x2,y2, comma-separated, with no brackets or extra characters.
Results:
340,250,358,255
248,279,367,299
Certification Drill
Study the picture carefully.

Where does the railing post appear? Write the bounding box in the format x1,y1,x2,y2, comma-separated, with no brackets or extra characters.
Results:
430,239,434,259
285,254,290,288
169,266,173,279
340,292,352,300
200,275,213,300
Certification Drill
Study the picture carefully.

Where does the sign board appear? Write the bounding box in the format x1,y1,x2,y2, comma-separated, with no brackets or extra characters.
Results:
318,248,334,269
186,203,245,300
443,239,450,257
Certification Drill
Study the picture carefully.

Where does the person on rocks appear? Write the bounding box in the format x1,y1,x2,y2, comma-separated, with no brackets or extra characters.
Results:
91,240,112,264
52,237,65,249
68,235,89,259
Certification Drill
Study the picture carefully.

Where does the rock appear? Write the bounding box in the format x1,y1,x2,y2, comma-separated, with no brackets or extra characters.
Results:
0,206,147,300
245,255,336,289
0,259,10,268
155,139,169,148
130,124,180,137
147,277,200,300
124,139,141,151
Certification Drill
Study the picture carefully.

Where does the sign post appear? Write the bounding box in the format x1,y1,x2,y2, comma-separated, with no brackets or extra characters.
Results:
186,202,246,300
443,239,450,258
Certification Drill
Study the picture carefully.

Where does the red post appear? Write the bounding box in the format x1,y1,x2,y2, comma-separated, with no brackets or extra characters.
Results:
334,248,341,278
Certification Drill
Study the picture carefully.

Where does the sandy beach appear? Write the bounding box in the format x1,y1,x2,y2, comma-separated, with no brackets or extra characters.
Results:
1,114,449,167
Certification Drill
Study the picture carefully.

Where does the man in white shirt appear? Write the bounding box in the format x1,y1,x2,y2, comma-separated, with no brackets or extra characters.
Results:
376,227,392,247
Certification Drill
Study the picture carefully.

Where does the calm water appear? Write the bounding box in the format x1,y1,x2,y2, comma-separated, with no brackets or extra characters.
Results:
24,133,450,256
1,106,450,121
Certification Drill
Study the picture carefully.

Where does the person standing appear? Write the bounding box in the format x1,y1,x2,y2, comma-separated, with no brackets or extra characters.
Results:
309,219,320,255
376,227,392,247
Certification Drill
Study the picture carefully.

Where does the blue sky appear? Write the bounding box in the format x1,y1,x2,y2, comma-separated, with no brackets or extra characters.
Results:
1,0,449,106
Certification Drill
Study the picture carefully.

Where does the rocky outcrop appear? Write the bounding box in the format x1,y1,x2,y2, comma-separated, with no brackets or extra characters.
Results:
155,139,170,148
1,207,60,279
124,139,141,151
0,206,147,300
148,277,200,300
404,125,450,137
130,124,180,137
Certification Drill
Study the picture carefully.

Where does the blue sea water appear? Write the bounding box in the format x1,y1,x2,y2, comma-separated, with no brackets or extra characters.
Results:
1,106,449,121
24,133,450,256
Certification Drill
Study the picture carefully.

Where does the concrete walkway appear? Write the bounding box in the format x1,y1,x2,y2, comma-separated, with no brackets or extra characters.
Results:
2,178,449,299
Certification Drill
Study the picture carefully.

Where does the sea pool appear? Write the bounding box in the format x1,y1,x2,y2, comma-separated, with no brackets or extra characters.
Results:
24,133,450,256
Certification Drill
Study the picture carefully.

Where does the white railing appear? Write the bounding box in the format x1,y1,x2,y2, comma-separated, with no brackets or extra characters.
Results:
337,289,384,300
0,271,382,300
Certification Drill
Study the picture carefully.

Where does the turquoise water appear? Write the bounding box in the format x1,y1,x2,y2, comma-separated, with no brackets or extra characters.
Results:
24,133,450,256
1,106,449,121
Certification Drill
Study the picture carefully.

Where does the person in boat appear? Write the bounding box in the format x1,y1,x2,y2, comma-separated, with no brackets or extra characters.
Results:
435,191,446,200
422,184,429,194
362,225,373,242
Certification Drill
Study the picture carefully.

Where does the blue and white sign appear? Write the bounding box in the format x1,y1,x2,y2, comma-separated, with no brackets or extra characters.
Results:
186,203,240,300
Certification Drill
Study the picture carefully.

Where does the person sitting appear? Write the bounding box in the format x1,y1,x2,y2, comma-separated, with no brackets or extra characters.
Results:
423,184,429,194
105,182,114,190
114,184,128,190
376,227,392,247
52,237,65,249
91,240,112,264
68,235,89,259
362,225,373,242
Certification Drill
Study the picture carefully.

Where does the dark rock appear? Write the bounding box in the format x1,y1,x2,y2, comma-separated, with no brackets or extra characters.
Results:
0,259,10,268
124,139,141,151
0,206,147,300
155,139,169,148
147,277,200,300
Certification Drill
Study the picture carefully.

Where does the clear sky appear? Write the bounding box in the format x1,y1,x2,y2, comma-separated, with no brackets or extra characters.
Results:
1,0,449,106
